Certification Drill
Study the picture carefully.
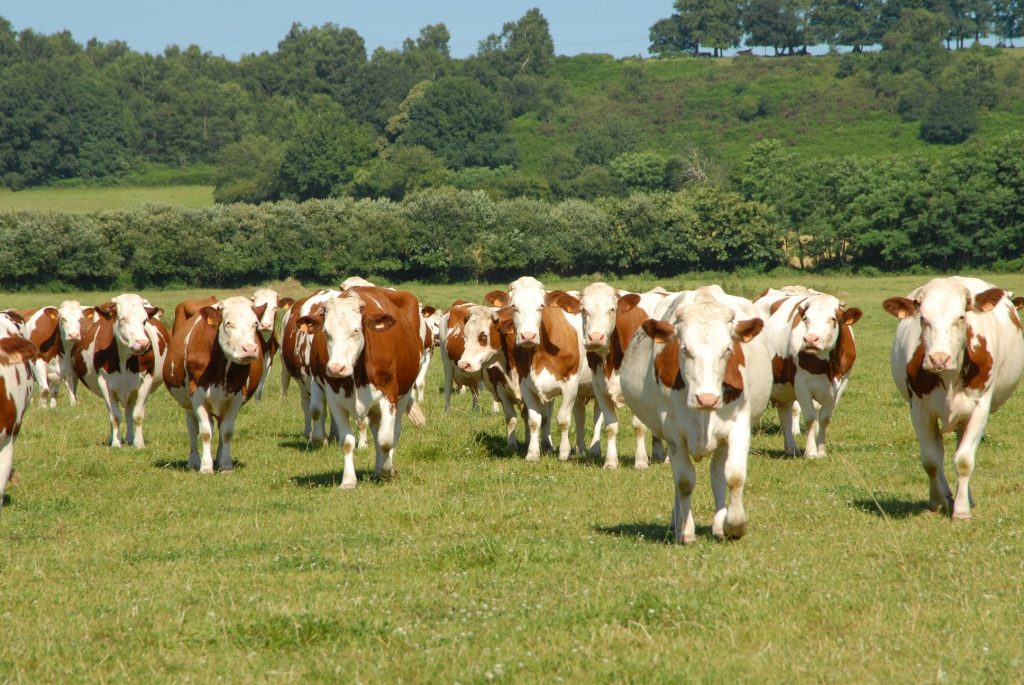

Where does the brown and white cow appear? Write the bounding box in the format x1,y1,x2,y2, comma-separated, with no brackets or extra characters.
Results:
280,289,341,441
0,315,39,508
164,296,268,472
413,304,440,409
579,282,671,469
72,294,170,448
883,276,1024,520
621,287,770,543
440,301,486,411
297,286,424,488
250,288,294,401
13,306,63,407
755,287,862,458
501,277,595,461
56,301,93,405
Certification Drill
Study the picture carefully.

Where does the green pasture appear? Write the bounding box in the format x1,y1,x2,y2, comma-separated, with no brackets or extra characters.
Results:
0,186,214,214
2,274,1024,682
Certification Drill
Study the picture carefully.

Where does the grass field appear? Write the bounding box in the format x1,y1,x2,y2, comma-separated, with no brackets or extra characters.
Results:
0,186,214,214
3,274,1024,682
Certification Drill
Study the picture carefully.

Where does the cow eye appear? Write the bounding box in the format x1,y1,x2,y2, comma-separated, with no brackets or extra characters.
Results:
920,318,930,328
478,332,488,345
682,348,694,359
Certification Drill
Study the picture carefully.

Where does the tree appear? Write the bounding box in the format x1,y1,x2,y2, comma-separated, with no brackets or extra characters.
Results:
673,0,742,56
875,9,950,77
920,87,979,144
810,0,884,51
213,135,285,204
609,152,668,192
743,0,804,54
648,15,698,55
349,146,451,201
474,8,555,79
993,0,1024,45
273,23,367,104
398,77,518,169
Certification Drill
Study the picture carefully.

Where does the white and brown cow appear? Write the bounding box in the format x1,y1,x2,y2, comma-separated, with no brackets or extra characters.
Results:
883,276,1024,520
56,301,92,405
440,301,486,411
250,288,294,401
13,306,63,407
72,294,169,448
755,287,862,458
621,286,770,543
164,296,268,473
413,304,440,409
502,277,595,461
579,282,671,469
0,316,39,508
280,289,341,441
297,286,424,488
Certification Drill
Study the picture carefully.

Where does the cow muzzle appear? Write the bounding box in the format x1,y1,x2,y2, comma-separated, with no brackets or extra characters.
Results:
518,331,539,347
585,331,606,349
458,359,477,373
326,362,352,378
802,333,823,351
130,339,151,355
694,393,721,410
925,351,954,372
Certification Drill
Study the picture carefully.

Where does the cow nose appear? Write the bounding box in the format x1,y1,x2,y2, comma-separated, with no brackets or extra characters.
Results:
587,331,606,346
132,339,151,353
928,352,952,370
327,362,350,377
241,343,259,357
520,331,538,345
696,393,720,409
68,333,80,341
458,360,472,371
260,322,273,331
803,333,821,349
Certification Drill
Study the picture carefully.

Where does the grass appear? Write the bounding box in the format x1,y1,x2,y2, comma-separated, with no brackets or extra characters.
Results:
3,274,1024,682
0,185,214,214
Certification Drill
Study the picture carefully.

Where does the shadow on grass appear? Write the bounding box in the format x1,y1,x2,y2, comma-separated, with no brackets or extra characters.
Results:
761,449,801,460
1,493,10,507
473,431,519,459
594,521,714,544
291,469,378,489
851,496,930,519
152,459,246,471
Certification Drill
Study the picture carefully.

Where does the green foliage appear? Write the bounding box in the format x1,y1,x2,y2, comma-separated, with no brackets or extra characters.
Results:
875,9,950,77
213,136,285,204
349,146,451,201
920,87,980,144
609,152,669,192
673,0,743,54
648,15,698,56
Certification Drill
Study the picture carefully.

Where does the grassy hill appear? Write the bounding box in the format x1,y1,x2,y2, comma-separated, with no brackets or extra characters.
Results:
0,185,214,213
511,50,1024,177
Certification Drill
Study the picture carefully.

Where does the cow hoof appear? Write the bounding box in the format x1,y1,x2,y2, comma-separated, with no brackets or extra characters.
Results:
952,510,972,521
525,453,540,462
339,481,357,490
722,518,747,540
218,465,234,473
632,461,648,470
603,461,619,470
805,451,825,460
199,467,214,475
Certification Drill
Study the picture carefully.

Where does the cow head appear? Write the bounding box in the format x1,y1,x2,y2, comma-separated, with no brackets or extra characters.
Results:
97,294,159,355
458,306,502,373
421,305,441,347
57,300,86,344
203,296,262,364
884,280,1004,374
580,282,618,351
301,293,395,379
340,276,375,291
507,277,546,347
790,294,862,357
651,295,763,411
250,288,280,337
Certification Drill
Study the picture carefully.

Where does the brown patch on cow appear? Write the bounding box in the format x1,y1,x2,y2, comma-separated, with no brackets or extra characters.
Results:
486,365,508,390
787,299,808,329
173,296,218,333
654,336,685,391
349,286,423,405
769,298,787,316
723,341,745,404
797,310,858,381
607,297,651,375
529,305,581,381
906,341,944,398
165,312,265,403
444,303,474,364
961,326,993,391
544,290,581,314
1009,306,1022,331
641,319,675,343
21,309,61,363
755,287,771,301
972,288,1004,313
586,351,602,372
0,337,39,365
484,291,510,308
0,374,22,436
772,354,796,387
278,297,295,310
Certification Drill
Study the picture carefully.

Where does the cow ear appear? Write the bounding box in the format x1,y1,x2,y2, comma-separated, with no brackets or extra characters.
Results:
484,291,510,308
641,319,675,343
278,297,294,310
421,305,437,318
550,292,581,314
367,313,396,331
733,318,764,342
451,300,467,308
882,297,915,319
1013,296,1024,311
972,288,1004,313
48,308,58,320
618,293,641,313
252,303,268,320
297,315,322,333
841,307,863,325
96,303,116,319
200,306,222,326
145,305,162,320
0,337,39,364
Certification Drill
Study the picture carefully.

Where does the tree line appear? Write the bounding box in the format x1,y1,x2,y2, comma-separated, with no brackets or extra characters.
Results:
1,133,1022,290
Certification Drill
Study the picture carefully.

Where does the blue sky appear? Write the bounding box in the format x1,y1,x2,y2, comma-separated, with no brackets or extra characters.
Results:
3,1,673,60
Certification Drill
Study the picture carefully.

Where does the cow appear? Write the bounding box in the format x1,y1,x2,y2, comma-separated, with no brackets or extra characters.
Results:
280,289,342,442
755,287,862,458
621,286,770,543
164,296,268,473
0,316,39,508
172,295,218,333
13,306,63,407
579,282,671,469
56,301,92,405
501,277,595,461
883,276,1024,520
413,304,440,409
297,286,424,488
453,303,527,451
250,288,294,401
440,301,485,411
71,294,170,448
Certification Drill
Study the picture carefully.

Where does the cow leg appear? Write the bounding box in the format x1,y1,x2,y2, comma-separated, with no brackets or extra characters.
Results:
713,425,751,540
371,400,400,481
572,396,588,459
129,374,156,449
253,358,270,402
357,417,369,449
810,394,837,459
469,383,481,412
588,402,603,459
32,359,50,409
442,358,455,412
280,362,291,398
193,400,216,474
309,382,327,447
632,416,650,469
652,436,667,463
64,374,79,406
557,388,577,461
299,382,313,439
523,392,544,462
540,403,554,453
911,402,952,512
327,401,358,489
951,401,991,520
185,411,201,470
96,376,122,447
217,395,246,472
0,437,13,509
776,400,799,455
669,445,697,544
497,388,519,451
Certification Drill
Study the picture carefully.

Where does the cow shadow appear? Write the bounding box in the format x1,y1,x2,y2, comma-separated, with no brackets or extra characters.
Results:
761,449,801,460
291,469,378,489
594,521,714,544
278,436,342,452
152,459,247,471
851,496,929,519
1,493,10,507
473,431,519,459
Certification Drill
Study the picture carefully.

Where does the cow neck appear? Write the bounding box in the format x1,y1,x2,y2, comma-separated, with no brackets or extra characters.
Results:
797,321,856,382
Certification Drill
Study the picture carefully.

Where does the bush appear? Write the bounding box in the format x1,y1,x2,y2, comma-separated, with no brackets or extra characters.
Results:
920,89,979,144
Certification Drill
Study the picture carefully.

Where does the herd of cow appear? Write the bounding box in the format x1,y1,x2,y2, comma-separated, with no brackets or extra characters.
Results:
0,274,1020,542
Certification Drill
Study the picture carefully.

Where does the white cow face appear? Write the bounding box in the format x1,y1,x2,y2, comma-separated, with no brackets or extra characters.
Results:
458,306,500,373
791,295,862,357
99,294,159,355
303,295,396,379
580,283,619,351
884,282,1004,374
422,306,441,347
508,276,547,348
206,296,262,364
250,289,280,335
674,300,762,411
57,300,86,343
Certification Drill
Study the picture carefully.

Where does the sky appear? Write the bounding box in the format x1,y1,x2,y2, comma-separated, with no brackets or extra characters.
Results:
2,1,673,60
